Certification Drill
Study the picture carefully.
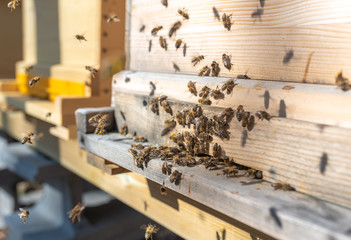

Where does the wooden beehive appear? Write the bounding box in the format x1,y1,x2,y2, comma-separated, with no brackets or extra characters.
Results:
111,0,351,212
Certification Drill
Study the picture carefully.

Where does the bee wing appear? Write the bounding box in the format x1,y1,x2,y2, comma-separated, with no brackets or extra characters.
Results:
89,122,99,127
140,224,147,230
19,208,25,211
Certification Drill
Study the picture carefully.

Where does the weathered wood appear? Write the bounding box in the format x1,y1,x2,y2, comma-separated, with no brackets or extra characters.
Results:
86,152,129,175
128,0,351,84
77,131,351,240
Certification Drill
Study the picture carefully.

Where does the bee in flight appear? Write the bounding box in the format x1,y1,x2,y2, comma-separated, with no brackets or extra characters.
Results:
69,202,86,224
85,66,98,78
18,208,30,223
75,34,87,42
24,65,34,73
8,0,21,11
141,223,159,240
192,55,204,66
107,13,120,23
21,132,35,144
29,77,40,87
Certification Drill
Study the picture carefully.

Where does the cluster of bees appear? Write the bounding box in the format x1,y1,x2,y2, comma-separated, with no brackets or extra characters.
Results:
88,113,111,135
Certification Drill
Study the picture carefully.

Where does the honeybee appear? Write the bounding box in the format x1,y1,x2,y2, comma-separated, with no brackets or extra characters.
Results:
69,202,85,224
198,98,212,105
199,65,211,76
168,21,182,38
75,34,87,42
335,71,350,91
213,128,230,140
247,115,255,131
241,111,250,128
161,0,168,7
255,111,271,121
161,161,172,175
211,61,220,77
18,208,29,223
221,79,237,94
85,66,98,78
175,39,183,50
156,95,168,102
187,81,197,96
88,113,103,124
222,54,233,70
222,13,233,31
149,98,159,114
198,132,213,142
217,107,235,121
169,170,181,185
107,13,120,23
205,159,218,170
8,0,21,11
134,136,147,142
245,169,263,179
223,167,238,177
160,182,167,195
45,112,52,118
272,183,294,191
94,115,110,135
183,155,196,167
192,55,204,66
120,123,128,135
210,86,224,100
178,8,189,20
237,73,251,79
131,143,144,150
199,86,211,98
29,77,40,87
24,65,33,73
161,117,176,136
21,132,35,144
141,223,159,240
236,105,244,122
151,26,163,36
160,101,173,115
212,143,222,158
159,36,167,51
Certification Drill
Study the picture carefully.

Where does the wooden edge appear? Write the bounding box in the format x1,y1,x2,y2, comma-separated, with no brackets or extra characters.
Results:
112,71,351,129
75,107,115,134
86,152,129,175
0,80,18,92
49,125,77,140
77,131,351,240
55,95,111,115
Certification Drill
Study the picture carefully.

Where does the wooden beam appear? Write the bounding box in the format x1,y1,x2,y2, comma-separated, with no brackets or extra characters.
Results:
77,131,351,240
0,80,17,92
49,125,77,140
128,0,351,84
86,152,129,175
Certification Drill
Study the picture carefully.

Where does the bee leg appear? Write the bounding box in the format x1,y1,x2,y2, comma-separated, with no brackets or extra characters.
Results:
28,139,33,144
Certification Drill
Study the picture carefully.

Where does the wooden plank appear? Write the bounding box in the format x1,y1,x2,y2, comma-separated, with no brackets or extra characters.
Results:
110,71,351,208
86,152,129,175
0,80,18,92
128,0,351,84
77,131,351,240
49,125,77,140
0,107,266,240
113,71,351,128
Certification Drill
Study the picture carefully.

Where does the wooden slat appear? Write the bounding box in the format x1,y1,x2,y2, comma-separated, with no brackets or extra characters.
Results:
77,131,351,240
49,125,77,140
86,152,129,175
128,0,351,84
110,71,351,209
0,108,266,240
0,80,18,92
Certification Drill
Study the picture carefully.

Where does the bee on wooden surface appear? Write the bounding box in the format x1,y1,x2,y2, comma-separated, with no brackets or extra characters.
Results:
149,98,159,115
199,86,211,99
85,66,98,78
221,79,237,94
255,111,271,121
161,0,168,7
155,95,168,102
75,34,87,42
222,54,233,71
88,113,103,124
245,169,263,179
205,160,218,170
172,155,182,166
69,202,85,224
21,132,35,144
175,111,186,127
217,107,235,121
159,36,167,51
223,167,238,177
24,65,33,73
168,21,182,38
222,13,233,31
212,143,222,158
29,77,40,87
120,123,128,135
199,65,211,76
198,132,213,143
160,101,173,115
191,105,203,118
178,8,189,20
131,143,144,150
8,0,21,11
241,111,250,128
237,73,251,79
213,128,230,140
151,26,163,36
192,55,205,66
161,161,172,175
211,61,221,77
45,112,52,119
169,170,181,185
107,13,120,23
161,117,176,136
335,71,350,91
18,208,29,223
198,98,212,105
272,182,294,191
160,182,167,195
210,86,225,100
141,223,159,240
247,115,255,131
236,105,244,122
133,136,147,142
187,81,197,96
175,39,183,50
94,114,110,135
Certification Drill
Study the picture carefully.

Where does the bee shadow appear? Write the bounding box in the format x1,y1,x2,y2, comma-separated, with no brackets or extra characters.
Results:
269,207,283,228
251,6,264,22
279,100,287,118
241,130,248,147
283,49,294,64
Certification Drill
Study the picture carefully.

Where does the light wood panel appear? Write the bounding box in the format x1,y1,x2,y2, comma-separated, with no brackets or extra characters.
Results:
128,0,351,84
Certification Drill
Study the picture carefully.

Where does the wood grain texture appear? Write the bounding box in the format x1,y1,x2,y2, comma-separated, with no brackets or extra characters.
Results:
128,0,351,84
86,152,130,175
110,71,351,209
77,131,351,240
0,108,266,240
